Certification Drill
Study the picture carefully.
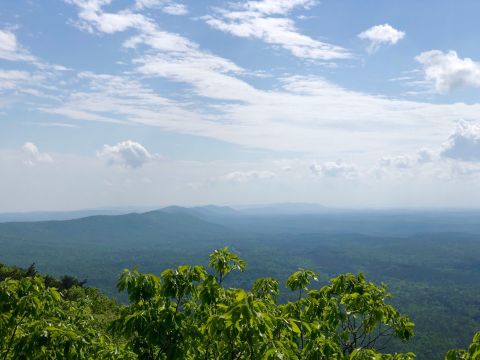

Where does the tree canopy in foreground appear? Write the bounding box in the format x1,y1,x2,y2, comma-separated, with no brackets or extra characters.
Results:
0,248,478,359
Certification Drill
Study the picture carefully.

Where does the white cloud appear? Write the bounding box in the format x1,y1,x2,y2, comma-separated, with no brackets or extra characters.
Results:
67,0,249,103
163,4,188,15
6,143,480,211
97,140,156,168
0,29,36,62
39,71,210,136
58,0,480,162
417,148,435,164
65,0,152,33
378,155,411,169
135,0,188,15
204,0,351,60
35,122,79,128
358,24,405,53
3,0,480,211
217,170,276,183
0,70,30,91
135,0,160,8
0,30,70,104
46,67,480,158
310,161,358,179
448,161,480,177
416,50,480,93
0,70,29,80
242,0,317,14
0,69,60,102
441,121,480,162
22,142,53,166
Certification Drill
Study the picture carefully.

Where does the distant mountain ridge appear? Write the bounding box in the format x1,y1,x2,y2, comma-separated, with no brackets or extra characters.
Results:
0,209,129,223
0,210,229,247
4,205,480,238
0,203,334,223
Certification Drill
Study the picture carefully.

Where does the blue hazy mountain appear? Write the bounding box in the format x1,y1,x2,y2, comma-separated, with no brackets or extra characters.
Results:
0,206,161,223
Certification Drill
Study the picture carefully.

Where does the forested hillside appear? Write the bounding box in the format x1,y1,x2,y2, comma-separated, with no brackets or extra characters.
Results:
1,208,480,358
1,250,479,359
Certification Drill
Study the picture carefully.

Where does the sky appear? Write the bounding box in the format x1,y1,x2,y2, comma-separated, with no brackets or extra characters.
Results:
1,0,480,211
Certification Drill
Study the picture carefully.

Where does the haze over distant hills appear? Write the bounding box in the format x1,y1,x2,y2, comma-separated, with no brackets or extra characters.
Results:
3,202,479,223
0,207,154,223
0,203,319,223
0,203,333,222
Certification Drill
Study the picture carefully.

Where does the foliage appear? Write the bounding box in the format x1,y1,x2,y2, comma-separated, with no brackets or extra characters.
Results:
0,248,478,359
2,210,480,359
444,332,480,360
112,247,414,359
0,266,132,359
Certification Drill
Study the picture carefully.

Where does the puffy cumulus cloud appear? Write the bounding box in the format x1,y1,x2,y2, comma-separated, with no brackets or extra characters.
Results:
310,161,358,179
97,140,156,168
217,170,276,183
22,142,53,166
0,29,36,62
416,50,480,93
448,161,480,178
417,148,435,164
358,24,405,53
204,0,351,60
378,155,411,169
441,121,480,162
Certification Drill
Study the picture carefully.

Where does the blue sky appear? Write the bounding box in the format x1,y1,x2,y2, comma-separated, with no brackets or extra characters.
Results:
1,0,480,211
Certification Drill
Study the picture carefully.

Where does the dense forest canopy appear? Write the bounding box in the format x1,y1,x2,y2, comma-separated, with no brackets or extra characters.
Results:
1,248,479,359
1,208,480,359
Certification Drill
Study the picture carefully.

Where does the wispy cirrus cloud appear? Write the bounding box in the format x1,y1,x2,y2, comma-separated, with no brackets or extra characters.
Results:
0,70,30,90
57,0,480,162
135,0,188,15
203,0,352,61
215,170,276,184
40,71,203,128
65,0,248,102
0,29,36,62
0,27,72,107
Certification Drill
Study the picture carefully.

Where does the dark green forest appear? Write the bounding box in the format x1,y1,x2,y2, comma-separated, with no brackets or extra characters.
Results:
1,207,480,358
1,249,479,359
